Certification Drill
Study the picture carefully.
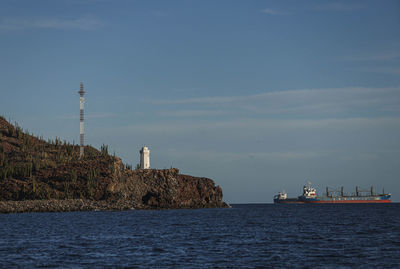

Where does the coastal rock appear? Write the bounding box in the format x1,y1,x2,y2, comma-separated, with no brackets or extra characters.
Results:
0,117,228,213
108,168,228,209
0,199,143,213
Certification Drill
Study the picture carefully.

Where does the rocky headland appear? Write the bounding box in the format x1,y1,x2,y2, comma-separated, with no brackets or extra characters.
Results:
0,117,228,213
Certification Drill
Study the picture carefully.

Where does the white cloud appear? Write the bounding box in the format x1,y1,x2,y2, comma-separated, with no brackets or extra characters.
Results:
0,17,102,31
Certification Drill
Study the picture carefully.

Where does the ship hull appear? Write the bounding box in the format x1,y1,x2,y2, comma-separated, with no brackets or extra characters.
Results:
274,197,391,204
274,198,303,204
275,199,391,204
302,199,391,204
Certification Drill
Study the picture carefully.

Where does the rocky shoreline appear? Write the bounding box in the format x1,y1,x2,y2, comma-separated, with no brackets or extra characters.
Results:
0,198,229,214
1,118,229,213
0,199,134,213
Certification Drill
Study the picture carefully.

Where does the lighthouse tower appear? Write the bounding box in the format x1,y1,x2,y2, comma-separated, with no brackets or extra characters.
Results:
78,82,85,158
140,146,150,169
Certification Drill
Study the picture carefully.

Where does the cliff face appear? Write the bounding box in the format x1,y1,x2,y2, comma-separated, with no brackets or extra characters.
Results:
0,116,228,211
107,166,227,209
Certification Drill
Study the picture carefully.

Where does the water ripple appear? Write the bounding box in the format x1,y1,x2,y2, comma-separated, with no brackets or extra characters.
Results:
0,204,400,267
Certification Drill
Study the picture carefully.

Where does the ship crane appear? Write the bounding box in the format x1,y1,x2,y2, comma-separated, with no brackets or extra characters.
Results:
325,187,346,197
355,186,376,196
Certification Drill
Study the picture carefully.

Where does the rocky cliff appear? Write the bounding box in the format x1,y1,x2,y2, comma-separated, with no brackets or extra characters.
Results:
0,116,228,212
108,166,226,209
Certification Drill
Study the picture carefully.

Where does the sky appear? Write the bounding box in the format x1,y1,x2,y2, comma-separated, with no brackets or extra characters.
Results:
1,0,400,203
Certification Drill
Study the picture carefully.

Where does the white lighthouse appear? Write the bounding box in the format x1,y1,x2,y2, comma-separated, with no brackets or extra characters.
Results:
140,146,150,169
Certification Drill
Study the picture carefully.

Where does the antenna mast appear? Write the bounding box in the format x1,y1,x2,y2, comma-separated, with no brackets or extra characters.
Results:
78,82,85,158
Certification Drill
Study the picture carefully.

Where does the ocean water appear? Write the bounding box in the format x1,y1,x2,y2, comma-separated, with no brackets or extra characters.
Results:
1,204,399,268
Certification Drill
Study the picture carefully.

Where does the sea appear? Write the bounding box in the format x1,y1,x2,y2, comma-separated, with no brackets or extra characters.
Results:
1,204,399,268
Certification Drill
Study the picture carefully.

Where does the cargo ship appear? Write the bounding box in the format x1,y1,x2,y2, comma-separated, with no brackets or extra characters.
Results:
274,183,391,204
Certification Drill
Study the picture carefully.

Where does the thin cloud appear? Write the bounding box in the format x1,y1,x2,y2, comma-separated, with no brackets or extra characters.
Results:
158,110,230,117
0,17,102,31
247,151,325,161
149,95,239,105
339,51,400,62
102,117,400,137
339,153,379,161
313,3,364,11
165,149,326,162
148,86,400,118
261,8,288,15
162,149,388,165
356,67,400,75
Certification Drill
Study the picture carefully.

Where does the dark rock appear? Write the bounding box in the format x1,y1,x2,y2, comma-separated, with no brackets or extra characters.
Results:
0,117,228,213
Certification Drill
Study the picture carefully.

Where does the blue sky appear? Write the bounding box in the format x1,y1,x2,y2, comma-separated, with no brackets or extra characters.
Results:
1,0,400,203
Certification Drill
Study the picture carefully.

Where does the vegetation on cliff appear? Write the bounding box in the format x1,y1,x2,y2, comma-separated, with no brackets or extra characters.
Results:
0,116,228,211
0,116,118,201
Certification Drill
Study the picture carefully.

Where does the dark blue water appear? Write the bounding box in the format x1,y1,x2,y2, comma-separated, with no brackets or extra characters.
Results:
1,204,400,268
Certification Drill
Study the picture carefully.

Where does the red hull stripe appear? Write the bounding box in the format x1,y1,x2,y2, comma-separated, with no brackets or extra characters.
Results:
306,200,391,204
276,200,391,204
